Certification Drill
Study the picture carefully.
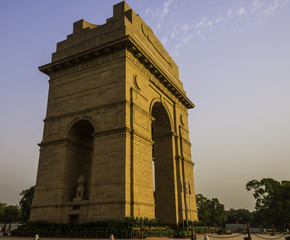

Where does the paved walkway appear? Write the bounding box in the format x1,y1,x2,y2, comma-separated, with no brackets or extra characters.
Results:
0,233,288,240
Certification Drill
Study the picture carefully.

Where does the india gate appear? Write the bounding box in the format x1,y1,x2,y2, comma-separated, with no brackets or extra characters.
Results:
30,1,198,225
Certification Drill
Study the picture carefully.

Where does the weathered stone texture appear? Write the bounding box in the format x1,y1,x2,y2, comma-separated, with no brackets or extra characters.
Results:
30,1,198,225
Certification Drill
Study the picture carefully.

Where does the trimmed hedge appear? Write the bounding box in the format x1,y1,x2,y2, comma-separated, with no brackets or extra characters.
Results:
11,218,168,238
12,218,215,238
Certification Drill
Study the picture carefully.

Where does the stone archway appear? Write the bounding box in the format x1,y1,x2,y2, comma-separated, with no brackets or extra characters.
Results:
151,102,176,224
30,2,198,225
64,120,94,201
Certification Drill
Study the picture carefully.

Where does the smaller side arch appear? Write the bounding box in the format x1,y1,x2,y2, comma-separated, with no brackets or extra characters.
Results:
149,98,174,132
62,117,96,202
63,116,96,139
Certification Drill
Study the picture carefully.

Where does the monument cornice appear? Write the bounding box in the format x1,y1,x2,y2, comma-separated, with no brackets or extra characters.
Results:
31,200,134,209
38,139,72,148
39,35,194,110
39,35,130,75
152,131,177,138
93,126,132,138
126,35,194,109
44,99,128,122
131,129,154,145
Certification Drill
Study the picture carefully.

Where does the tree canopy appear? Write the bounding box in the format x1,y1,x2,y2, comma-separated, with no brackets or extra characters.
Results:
0,202,20,223
19,185,35,222
0,202,7,222
246,178,290,228
4,205,20,223
225,208,253,224
195,194,226,226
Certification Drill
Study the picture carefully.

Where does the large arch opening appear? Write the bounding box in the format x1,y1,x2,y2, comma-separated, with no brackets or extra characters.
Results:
64,120,94,201
151,102,176,223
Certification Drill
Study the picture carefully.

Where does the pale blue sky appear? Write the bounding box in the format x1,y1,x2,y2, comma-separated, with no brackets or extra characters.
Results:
0,0,289,211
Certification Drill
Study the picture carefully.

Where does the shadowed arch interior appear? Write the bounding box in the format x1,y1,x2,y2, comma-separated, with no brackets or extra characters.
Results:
151,102,177,223
64,120,94,201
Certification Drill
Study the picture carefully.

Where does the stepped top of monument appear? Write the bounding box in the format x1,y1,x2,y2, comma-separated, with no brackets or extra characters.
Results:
39,1,194,108
51,1,183,88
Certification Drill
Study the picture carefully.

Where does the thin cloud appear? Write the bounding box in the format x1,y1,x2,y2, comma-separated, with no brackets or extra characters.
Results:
264,1,280,15
215,17,222,23
227,9,233,16
251,0,264,14
237,8,247,16
170,0,289,56
145,0,174,31
145,7,151,16
161,0,173,17
251,0,289,15
141,0,289,56
170,24,178,39
161,36,168,45
195,17,208,28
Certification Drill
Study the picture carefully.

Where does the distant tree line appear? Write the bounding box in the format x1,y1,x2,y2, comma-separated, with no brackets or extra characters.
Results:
1,178,289,229
196,178,290,229
0,203,20,223
195,194,256,226
0,186,34,223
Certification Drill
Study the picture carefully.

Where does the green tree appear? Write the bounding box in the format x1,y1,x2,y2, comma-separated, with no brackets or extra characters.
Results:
19,186,35,222
4,205,20,223
0,202,7,222
196,194,226,226
246,178,290,228
196,194,211,225
210,198,226,226
225,208,253,224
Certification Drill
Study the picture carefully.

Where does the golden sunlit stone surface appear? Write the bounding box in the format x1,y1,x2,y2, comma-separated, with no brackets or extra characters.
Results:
30,1,197,225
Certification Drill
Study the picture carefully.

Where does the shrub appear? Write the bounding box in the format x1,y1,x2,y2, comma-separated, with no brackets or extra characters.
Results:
194,227,211,233
173,230,190,238
218,228,232,235
225,229,232,234
193,220,206,227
